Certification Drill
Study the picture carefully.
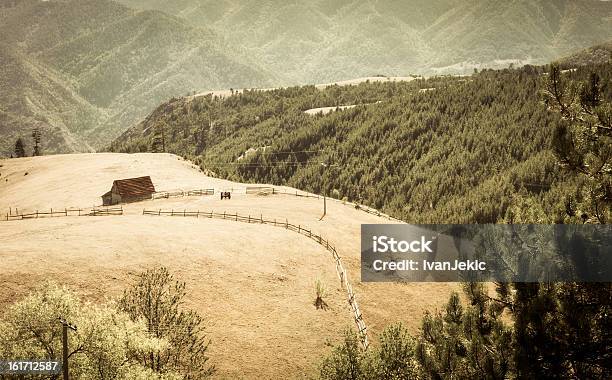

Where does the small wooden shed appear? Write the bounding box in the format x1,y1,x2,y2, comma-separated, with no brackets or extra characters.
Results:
102,176,155,206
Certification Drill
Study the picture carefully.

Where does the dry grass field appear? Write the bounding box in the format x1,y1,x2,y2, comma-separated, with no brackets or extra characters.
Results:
0,153,457,379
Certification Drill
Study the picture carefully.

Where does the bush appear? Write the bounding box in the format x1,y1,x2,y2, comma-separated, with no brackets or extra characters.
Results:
319,325,419,380
374,324,420,380
319,329,372,380
0,282,176,380
118,267,214,378
314,279,329,310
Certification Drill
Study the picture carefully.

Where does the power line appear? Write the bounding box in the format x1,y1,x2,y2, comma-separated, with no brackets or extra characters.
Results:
251,150,325,155
208,162,311,165
205,161,325,167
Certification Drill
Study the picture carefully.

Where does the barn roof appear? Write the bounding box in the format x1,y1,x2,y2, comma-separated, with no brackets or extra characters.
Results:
112,176,155,197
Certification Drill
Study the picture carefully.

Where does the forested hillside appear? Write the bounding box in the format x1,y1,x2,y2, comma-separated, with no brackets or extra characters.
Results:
557,40,612,68
109,62,612,223
0,0,272,156
118,0,612,79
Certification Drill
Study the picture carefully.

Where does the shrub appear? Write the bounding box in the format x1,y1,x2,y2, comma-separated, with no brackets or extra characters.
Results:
314,279,329,310
0,282,174,380
118,267,214,378
319,329,371,380
374,324,420,379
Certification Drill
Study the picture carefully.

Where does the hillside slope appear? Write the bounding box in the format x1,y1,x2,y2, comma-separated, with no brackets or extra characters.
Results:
0,44,104,155
118,0,612,79
0,153,457,378
556,40,612,68
0,0,273,156
111,62,612,224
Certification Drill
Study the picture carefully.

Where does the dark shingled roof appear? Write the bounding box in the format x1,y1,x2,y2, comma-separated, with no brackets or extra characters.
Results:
113,176,155,197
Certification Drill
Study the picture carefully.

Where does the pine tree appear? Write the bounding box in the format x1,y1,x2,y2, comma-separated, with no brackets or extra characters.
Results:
31,128,41,156
544,64,611,223
151,123,166,153
14,138,26,157
415,288,513,379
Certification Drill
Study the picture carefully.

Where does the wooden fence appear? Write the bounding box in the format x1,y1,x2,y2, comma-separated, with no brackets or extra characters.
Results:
142,208,369,349
152,188,214,200
146,185,401,223
4,206,123,221
270,188,403,223
245,186,274,195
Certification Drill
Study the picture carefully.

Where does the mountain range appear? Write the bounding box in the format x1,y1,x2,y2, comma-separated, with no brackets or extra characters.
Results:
118,0,612,78
1,0,611,156
0,0,272,156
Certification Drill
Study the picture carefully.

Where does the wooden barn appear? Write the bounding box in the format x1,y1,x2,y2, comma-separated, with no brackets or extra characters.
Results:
101,176,155,206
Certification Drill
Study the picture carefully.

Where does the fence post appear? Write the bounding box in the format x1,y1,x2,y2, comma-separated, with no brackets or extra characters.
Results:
223,211,226,219
260,214,263,223
285,219,288,229
298,225,301,233
248,215,251,223
158,209,161,216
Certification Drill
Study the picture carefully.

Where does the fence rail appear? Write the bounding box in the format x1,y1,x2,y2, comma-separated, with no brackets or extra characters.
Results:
270,188,402,222
4,206,123,221
246,186,274,195
142,208,369,349
152,188,214,200
149,185,402,222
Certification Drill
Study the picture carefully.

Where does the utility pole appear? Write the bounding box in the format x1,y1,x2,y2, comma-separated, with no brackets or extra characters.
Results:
59,318,77,380
319,162,337,221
